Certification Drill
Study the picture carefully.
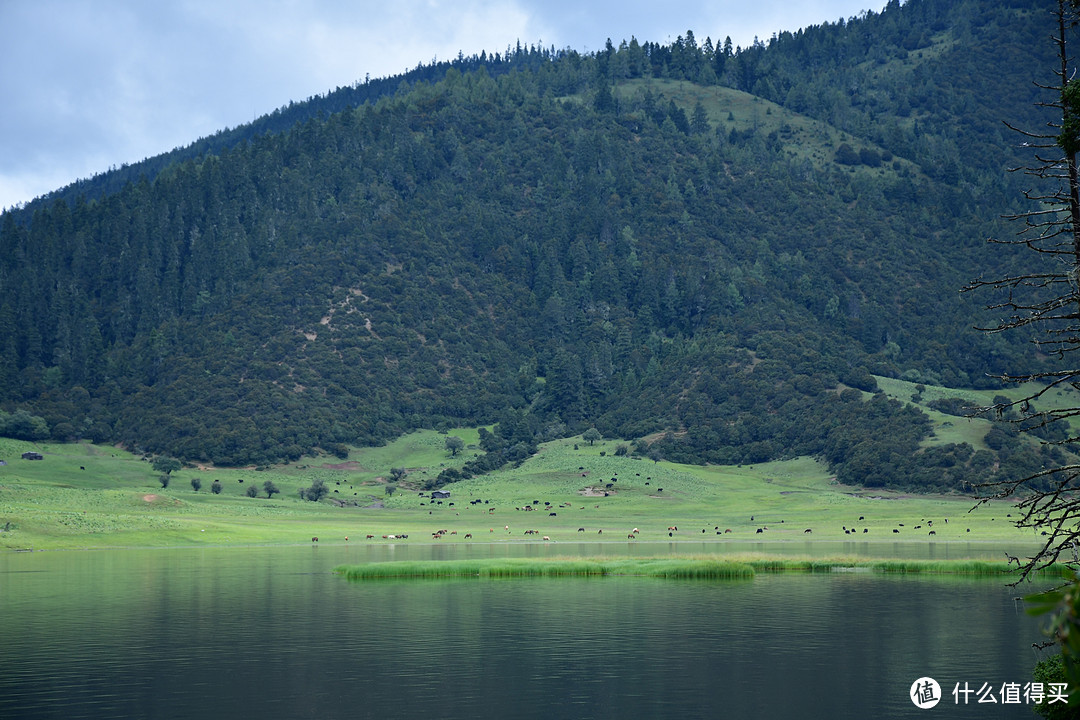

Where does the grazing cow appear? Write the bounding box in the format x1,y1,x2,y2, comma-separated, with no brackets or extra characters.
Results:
628,534,636,539
598,529,602,534
863,528,868,533
859,516,864,521
724,529,732,534
549,512,557,517
756,528,763,534
542,536,550,541
465,533,472,538
312,537,319,542
929,530,936,536
366,534,374,539
804,528,812,534
893,529,900,534
578,528,586,532
632,528,640,534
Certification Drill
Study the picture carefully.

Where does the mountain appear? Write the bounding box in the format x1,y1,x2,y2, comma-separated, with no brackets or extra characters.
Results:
0,0,1065,492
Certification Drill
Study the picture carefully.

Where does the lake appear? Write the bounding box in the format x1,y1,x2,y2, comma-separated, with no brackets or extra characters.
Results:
0,542,1058,719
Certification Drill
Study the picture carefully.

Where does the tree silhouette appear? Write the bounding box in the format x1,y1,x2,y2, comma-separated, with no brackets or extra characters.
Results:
965,0,1080,582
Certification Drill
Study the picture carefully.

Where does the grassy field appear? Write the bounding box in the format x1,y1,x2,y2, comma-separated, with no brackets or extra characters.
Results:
0,426,1043,553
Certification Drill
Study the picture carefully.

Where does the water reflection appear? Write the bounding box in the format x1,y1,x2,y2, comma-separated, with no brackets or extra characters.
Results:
0,544,1052,719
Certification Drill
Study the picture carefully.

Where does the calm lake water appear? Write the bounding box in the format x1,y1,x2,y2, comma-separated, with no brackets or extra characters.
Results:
0,542,1057,719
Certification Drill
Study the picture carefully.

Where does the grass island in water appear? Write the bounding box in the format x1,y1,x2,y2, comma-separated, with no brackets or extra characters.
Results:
334,556,1036,581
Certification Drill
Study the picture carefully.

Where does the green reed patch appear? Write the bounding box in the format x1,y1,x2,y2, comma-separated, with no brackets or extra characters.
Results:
334,557,757,580
335,556,1038,581
743,557,1032,575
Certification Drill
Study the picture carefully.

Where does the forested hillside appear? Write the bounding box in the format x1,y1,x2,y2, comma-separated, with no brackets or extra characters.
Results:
0,0,1065,491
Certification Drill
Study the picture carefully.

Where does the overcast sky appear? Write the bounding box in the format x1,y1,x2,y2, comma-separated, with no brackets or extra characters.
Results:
0,0,882,211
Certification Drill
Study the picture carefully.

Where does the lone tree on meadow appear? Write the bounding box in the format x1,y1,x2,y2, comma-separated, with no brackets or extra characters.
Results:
582,428,602,446
445,435,464,456
152,456,181,476
191,477,202,492
263,480,279,499
210,480,222,495
300,478,328,502
245,484,259,498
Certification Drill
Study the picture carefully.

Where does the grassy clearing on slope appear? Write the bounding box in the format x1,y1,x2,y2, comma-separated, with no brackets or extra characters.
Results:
874,375,1080,450
612,78,920,178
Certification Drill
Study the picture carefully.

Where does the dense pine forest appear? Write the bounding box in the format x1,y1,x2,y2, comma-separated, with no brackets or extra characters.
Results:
0,0,1065,491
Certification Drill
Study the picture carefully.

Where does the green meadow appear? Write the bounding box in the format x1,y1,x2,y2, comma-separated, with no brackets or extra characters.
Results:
0,421,1043,553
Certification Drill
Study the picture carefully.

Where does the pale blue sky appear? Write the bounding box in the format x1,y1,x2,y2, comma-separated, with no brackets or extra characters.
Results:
0,0,881,211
